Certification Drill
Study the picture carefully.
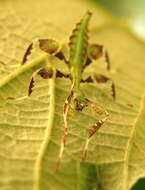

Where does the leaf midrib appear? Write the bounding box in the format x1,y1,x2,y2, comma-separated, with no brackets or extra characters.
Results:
33,70,56,190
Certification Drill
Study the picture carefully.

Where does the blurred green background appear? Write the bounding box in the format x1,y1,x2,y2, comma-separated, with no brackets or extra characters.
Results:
92,0,145,189
92,0,145,42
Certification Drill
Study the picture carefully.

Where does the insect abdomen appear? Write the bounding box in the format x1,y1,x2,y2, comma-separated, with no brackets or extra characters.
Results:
69,11,92,78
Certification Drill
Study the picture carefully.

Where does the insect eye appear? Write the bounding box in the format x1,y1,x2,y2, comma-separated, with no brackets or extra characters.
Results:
39,39,59,54
88,44,103,60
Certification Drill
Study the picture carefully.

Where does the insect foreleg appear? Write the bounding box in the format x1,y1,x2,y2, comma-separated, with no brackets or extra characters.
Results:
21,38,70,97
22,39,68,65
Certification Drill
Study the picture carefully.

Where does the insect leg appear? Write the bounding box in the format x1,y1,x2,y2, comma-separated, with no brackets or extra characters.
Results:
84,44,111,70
82,74,116,100
22,39,69,96
39,39,68,64
22,38,68,65
82,100,109,161
26,68,69,97
22,42,54,97
56,89,73,171
72,96,109,161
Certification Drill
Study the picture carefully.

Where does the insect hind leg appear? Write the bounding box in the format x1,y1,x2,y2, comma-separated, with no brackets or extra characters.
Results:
55,89,74,171
82,100,109,161
69,95,109,161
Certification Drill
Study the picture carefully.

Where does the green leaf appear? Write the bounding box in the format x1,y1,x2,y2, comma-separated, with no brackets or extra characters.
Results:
0,0,145,190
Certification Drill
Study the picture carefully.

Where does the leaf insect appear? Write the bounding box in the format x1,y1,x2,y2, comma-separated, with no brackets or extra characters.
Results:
21,11,116,171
